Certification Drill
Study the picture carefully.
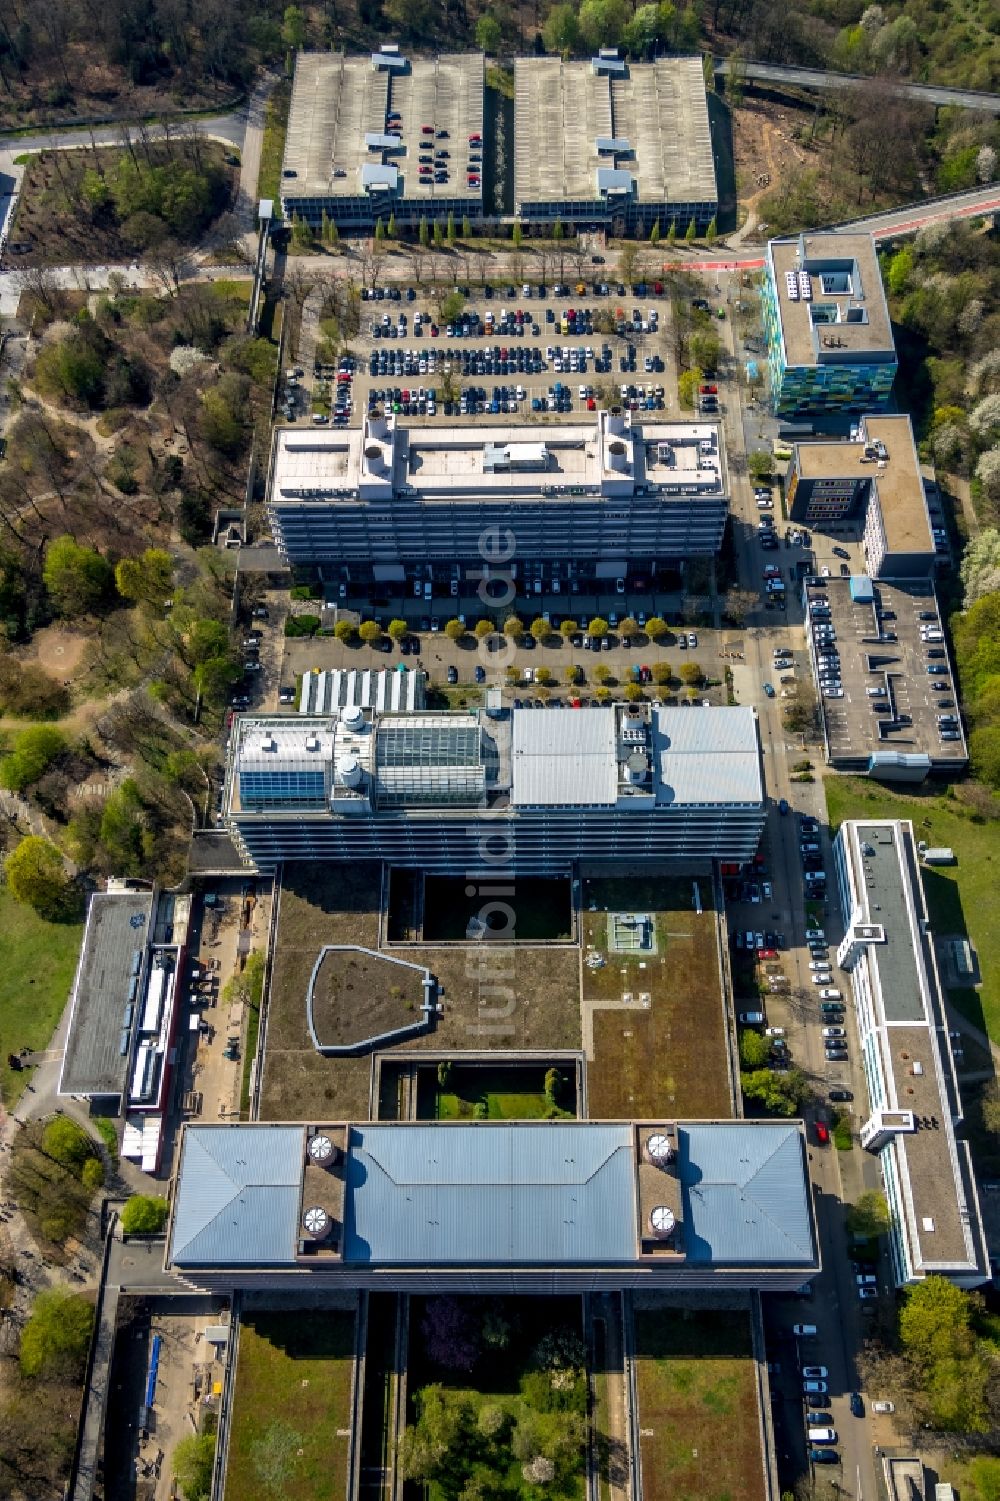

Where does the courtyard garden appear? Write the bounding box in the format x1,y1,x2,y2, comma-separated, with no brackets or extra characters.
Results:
402,1296,590,1501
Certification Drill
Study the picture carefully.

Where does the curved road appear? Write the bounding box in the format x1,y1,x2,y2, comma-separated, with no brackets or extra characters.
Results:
716,56,1000,113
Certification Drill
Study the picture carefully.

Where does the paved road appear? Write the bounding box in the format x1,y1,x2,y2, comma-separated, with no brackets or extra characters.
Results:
716,56,1000,113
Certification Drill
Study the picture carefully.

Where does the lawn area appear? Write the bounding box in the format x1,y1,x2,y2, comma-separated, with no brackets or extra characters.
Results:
633,1302,764,1501
262,864,582,1124
225,1305,357,1501
824,777,1000,1045
258,82,291,204
414,1063,576,1120
583,873,732,1120
0,890,82,1109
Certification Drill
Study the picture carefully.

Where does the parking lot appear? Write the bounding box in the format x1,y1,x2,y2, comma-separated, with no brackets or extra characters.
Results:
280,620,732,711
280,279,733,429
806,577,968,769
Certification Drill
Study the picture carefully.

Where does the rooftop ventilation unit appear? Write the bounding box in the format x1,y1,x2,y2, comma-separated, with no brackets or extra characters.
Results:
649,1205,676,1239
625,752,649,785
798,271,813,300
308,1133,336,1166
337,754,364,789
645,1132,675,1166
341,705,365,731
785,270,800,302
305,736,320,752
302,1205,331,1238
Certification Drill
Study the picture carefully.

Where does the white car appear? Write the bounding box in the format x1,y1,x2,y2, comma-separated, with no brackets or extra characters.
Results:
765,1026,786,1037
762,881,772,899
872,1401,895,1414
822,1026,846,1038
809,959,831,971
803,1366,828,1379
824,687,844,698
818,988,842,1001
811,973,833,986
687,633,698,647
806,928,825,942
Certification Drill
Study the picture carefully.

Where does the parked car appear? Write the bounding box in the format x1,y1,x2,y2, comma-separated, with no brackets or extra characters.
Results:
739,1011,765,1025
828,1088,853,1102
810,1449,838,1464
793,1324,818,1337
803,1367,828,1379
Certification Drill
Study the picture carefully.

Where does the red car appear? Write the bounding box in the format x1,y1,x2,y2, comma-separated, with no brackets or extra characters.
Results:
421,124,434,134
815,1122,830,1145
758,948,778,960
700,382,718,394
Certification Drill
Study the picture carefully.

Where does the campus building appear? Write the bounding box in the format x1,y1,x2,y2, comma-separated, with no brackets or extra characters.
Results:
832,820,988,1288
58,888,193,1172
513,55,718,235
266,412,730,584
786,415,937,579
165,1117,819,1293
223,703,765,872
762,234,897,417
281,49,484,232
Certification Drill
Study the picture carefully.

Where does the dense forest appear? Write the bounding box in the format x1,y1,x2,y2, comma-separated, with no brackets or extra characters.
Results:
0,0,996,132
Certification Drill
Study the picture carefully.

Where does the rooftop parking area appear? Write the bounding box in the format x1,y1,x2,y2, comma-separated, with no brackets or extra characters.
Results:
282,51,484,204
808,578,968,771
513,57,717,211
770,233,894,369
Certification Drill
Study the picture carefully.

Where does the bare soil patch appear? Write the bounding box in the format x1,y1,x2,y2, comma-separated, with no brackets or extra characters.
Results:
19,625,89,678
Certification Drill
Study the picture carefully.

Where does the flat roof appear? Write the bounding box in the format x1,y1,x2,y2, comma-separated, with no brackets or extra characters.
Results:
769,233,895,370
794,416,931,558
808,578,967,769
227,705,763,819
840,821,984,1275
514,57,717,209
653,705,763,806
283,52,484,203
268,416,727,508
511,707,617,807
59,891,153,1097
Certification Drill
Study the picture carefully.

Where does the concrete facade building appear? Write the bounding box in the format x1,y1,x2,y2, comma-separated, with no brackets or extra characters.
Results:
281,49,484,231
787,415,936,579
165,1118,819,1293
762,234,897,416
832,820,988,1288
223,703,765,873
266,412,729,582
514,55,718,234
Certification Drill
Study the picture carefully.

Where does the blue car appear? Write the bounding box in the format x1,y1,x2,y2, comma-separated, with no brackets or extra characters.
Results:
475,665,486,683
778,798,789,815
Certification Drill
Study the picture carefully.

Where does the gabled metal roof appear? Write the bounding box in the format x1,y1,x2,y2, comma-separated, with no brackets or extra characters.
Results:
344,1123,636,1265
678,1124,815,1264
170,1126,303,1266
